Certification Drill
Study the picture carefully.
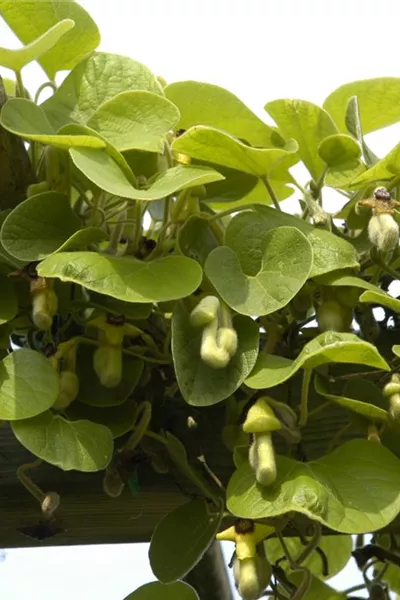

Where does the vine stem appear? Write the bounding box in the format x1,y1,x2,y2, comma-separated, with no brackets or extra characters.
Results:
261,176,282,211
125,401,152,451
299,369,312,428
17,460,45,504
15,70,26,98
208,203,258,222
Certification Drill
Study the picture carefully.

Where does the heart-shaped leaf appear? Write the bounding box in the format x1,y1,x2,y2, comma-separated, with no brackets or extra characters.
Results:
42,52,163,130
75,344,143,407
0,191,80,261
165,80,283,148
313,271,382,293
0,19,74,71
149,498,223,583
37,252,202,303
347,141,400,188
124,581,199,600
315,374,388,422
227,439,400,533
12,412,113,471
205,226,313,316
324,78,400,134
66,399,137,438
228,209,358,278
172,126,298,178
69,147,224,201
55,227,108,254
246,331,389,389
0,1,100,79
318,134,361,167
360,289,400,313
265,535,352,580
172,304,259,406
87,90,180,153
0,99,106,149
177,215,219,266
265,99,338,180
0,349,59,420
0,273,18,325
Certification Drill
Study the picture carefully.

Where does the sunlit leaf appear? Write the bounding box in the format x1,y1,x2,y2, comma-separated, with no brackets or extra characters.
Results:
124,581,199,600
66,399,137,438
227,439,400,533
246,331,389,389
318,134,361,167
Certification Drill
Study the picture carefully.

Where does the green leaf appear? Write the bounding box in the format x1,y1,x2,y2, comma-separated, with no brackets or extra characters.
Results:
205,226,313,316
344,96,379,166
265,99,337,180
0,191,80,261
54,227,108,254
0,19,74,71
246,331,389,389
87,292,151,321
227,439,400,533
87,91,180,153
0,273,18,325
324,160,367,190
69,147,224,201
0,99,106,149
347,142,400,188
324,78,400,134
37,252,202,303
124,581,199,600
226,209,359,278
65,399,137,438
318,134,361,167
12,411,113,471
165,80,283,148
313,270,381,293
75,345,143,407
315,374,388,422
0,1,100,79
0,349,59,420
172,126,298,178
178,215,219,266
172,304,259,406
42,52,163,130
149,498,223,583
265,535,352,580
287,573,345,600
360,289,400,313
393,345,400,359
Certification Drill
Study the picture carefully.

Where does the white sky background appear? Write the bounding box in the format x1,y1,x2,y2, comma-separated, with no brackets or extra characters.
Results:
1,0,400,598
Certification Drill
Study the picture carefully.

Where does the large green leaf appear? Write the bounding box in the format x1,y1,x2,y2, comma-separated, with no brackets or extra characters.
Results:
0,273,18,325
265,535,352,580
0,1,100,79
315,374,388,422
165,80,283,148
75,345,143,407
0,19,74,71
324,78,400,134
0,191,80,261
87,91,180,153
172,126,298,178
246,331,389,389
66,399,137,438
287,573,345,600
0,99,106,149
37,252,202,303
0,349,59,420
69,147,224,201
172,304,259,406
124,582,199,600
265,99,337,180
205,226,313,316
178,215,219,266
227,439,400,533
42,52,163,130
12,412,113,471
313,271,382,293
227,209,359,278
360,290,400,313
149,498,223,583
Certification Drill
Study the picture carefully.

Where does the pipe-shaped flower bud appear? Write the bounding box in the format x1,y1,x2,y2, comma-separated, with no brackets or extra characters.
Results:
190,295,220,328
368,213,399,253
200,318,230,368
93,345,123,388
243,398,281,487
383,373,400,422
30,277,58,330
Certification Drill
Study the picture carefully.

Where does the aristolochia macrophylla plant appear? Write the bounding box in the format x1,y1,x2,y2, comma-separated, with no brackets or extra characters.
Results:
3,2,400,599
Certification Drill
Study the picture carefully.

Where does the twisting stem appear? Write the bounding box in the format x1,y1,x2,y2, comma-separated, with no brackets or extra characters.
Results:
17,460,45,504
34,81,57,104
125,401,152,451
261,176,281,211
15,70,26,98
299,369,312,428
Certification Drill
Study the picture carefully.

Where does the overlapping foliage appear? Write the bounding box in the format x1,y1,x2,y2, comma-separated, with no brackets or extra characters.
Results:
2,2,400,599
